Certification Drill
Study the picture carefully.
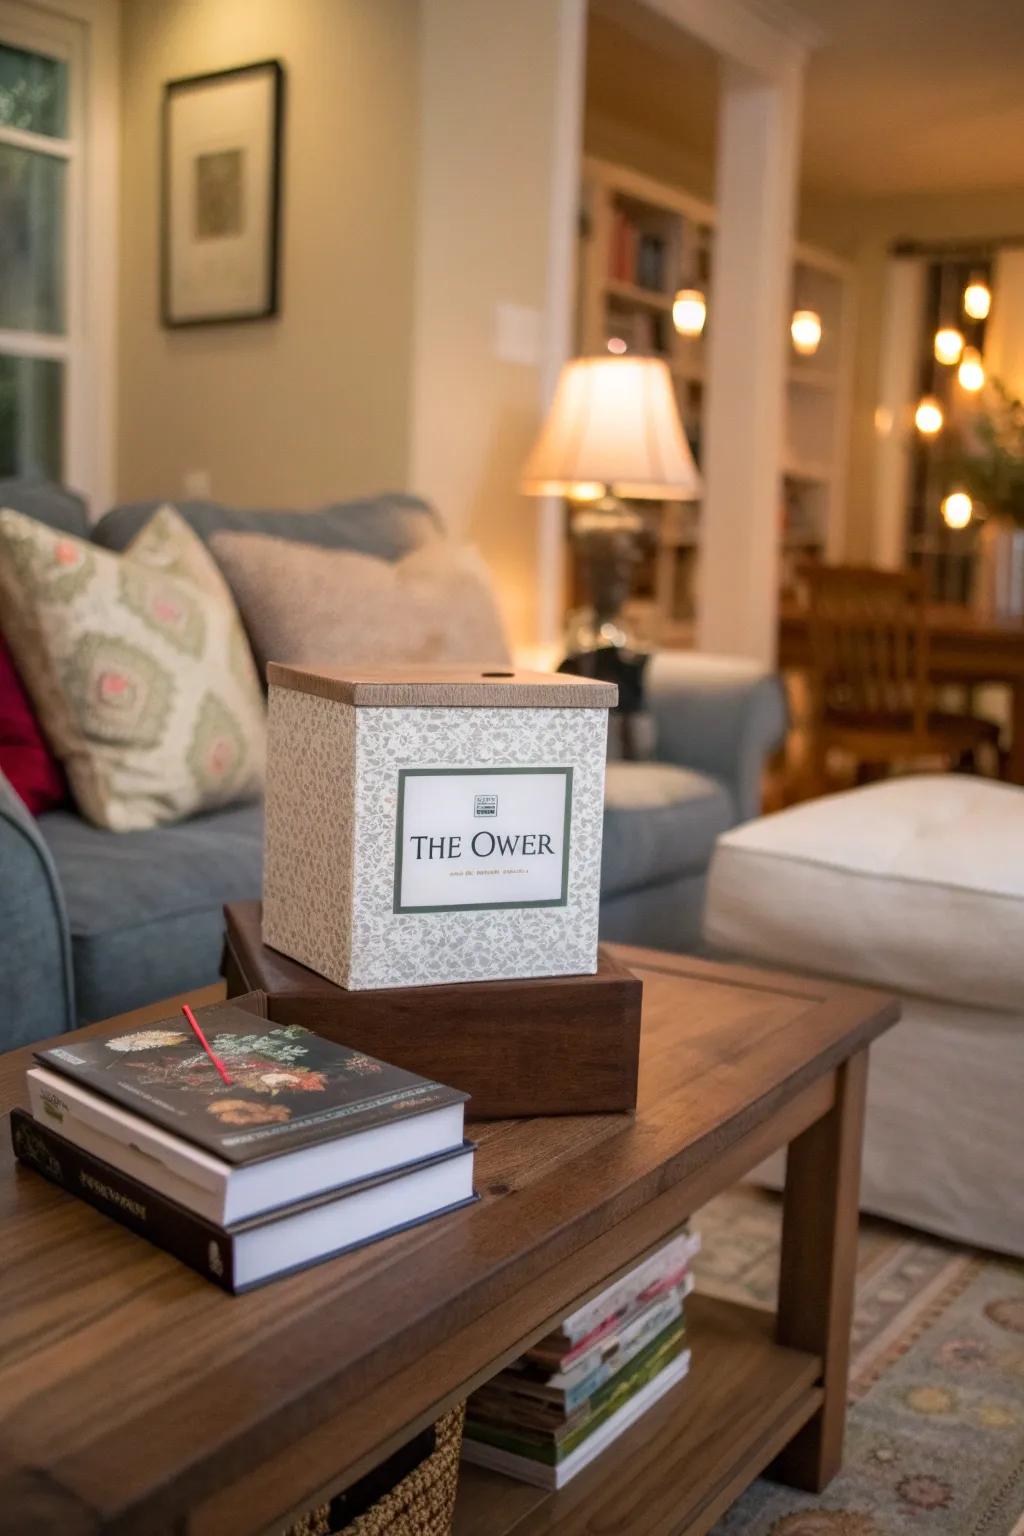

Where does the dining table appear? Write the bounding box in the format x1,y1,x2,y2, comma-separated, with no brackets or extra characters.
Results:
778,600,1024,785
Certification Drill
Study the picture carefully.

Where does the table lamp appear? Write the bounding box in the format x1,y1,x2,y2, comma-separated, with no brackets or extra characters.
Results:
521,355,702,647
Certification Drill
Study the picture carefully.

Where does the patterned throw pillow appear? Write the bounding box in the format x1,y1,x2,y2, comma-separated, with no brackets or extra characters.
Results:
0,505,265,831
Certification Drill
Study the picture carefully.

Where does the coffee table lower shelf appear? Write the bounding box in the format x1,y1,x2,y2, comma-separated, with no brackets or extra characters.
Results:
452,1293,823,1536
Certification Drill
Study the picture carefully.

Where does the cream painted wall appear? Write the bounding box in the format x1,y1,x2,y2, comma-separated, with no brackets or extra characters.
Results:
410,0,585,652
810,188,1024,561
118,0,419,507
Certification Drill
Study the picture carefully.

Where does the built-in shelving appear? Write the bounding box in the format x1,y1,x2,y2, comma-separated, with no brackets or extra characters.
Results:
577,156,855,646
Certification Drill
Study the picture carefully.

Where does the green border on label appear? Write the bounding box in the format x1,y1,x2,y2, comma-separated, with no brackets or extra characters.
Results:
393,766,573,915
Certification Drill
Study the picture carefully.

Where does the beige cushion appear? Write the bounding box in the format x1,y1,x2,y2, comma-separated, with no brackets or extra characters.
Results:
0,505,265,831
211,530,511,675
705,774,1024,1013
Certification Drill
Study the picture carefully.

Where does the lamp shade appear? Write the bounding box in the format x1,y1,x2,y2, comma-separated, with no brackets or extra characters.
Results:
521,355,702,501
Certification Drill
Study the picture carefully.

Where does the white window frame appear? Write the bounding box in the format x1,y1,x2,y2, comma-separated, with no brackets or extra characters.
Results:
0,0,117,513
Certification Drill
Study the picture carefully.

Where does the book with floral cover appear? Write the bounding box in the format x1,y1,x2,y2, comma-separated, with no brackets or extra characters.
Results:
28,1001,469,1224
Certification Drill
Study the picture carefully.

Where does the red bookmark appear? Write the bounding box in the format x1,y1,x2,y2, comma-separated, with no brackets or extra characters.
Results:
181,1004,233,1086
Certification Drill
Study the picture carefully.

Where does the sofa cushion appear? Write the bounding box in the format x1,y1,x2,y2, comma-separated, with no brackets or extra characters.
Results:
211,531,510,674
0,506,265,831
0,477,90,538
601,762,735,898
39,802,263,1023
705,774,1024,1012
92,493,442,564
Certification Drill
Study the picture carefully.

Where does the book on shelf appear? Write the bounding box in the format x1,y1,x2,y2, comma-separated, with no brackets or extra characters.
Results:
462,1229,697,1489
11,1109,475,1293
479,1277,691,1420
604,310,671,357
527,1228,697,1363
28,1001,468,1223
462,1346,691,1491
15,1001,476,1290
608,210,666,293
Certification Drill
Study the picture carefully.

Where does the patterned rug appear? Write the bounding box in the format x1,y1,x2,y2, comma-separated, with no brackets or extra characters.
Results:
694,1187,1024,1536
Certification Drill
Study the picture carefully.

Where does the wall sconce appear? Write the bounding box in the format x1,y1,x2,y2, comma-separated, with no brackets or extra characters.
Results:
790,309,822,356
915,396,944,434
672,289,707,337
934,327,964,365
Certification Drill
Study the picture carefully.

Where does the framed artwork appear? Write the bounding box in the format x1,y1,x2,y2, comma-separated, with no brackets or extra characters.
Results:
162,60,284,327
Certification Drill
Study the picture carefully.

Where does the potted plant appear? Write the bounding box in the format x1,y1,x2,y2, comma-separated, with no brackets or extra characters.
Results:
943,379,1024,619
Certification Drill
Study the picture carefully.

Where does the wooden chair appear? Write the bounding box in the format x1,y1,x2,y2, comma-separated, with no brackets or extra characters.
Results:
802,564,1001,788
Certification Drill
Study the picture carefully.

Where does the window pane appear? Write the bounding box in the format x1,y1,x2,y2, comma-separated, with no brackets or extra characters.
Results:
0,355,63,479
0,43,67,138
0,142,65,333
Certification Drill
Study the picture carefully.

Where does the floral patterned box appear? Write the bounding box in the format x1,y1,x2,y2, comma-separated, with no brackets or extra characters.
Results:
262,665,617,990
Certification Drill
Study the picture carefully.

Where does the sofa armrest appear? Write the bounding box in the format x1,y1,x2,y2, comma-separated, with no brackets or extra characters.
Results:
647,651,787,822
0,770,75,1046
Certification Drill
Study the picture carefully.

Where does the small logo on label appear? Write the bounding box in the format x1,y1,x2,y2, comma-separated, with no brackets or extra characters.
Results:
474,793,498,817
41,1090,66,1123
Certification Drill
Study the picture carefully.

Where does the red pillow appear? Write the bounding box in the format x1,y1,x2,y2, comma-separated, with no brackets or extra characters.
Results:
0,636,66,814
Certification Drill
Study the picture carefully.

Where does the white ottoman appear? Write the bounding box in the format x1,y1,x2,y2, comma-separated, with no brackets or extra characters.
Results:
705,774,1024,1257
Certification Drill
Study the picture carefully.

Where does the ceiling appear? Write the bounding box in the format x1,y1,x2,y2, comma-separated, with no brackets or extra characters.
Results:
785,0,1024,197
587,0,1024,201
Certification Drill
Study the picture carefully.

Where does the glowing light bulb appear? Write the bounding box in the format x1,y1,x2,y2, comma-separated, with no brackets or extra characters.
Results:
963,280,991,321
915,396,944,435
941,491,973,529
958,347,985,392
672,289,707,337
790,309,822,357
606,336,627,355
934,327,964,365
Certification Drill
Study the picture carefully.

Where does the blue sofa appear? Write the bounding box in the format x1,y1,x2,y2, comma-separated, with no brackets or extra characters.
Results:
0,481,786,1048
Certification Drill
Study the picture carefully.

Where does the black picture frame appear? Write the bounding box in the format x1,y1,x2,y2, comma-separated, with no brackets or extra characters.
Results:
161,59,284,328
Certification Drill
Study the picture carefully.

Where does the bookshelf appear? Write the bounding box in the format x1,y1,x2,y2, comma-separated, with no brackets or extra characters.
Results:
576,157,854,647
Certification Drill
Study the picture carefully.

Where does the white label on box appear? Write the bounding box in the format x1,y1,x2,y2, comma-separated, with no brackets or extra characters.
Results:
393,767,572,914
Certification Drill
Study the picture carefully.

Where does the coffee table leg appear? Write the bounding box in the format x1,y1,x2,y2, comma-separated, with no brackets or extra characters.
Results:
772,1048,869,1492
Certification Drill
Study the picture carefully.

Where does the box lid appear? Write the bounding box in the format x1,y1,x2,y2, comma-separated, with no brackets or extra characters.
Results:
266,663,618,710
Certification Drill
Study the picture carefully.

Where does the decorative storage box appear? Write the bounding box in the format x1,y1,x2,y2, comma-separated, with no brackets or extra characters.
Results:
262,665,618,990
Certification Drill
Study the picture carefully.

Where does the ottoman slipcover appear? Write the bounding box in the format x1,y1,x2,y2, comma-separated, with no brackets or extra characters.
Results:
705,775,1024,1256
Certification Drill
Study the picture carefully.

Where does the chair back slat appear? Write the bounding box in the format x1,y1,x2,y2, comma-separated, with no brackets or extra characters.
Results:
803,564,929,741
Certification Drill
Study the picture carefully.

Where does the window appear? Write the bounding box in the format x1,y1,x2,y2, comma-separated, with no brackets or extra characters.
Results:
0,0,116,509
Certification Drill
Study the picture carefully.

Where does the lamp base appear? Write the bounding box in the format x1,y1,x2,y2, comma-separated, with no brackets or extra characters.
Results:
570,494,644,646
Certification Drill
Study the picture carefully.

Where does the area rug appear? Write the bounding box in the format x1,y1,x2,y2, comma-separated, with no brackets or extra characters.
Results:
694,1187,1024,1536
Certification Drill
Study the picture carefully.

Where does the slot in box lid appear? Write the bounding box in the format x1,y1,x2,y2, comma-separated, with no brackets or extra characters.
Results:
265,663,618,711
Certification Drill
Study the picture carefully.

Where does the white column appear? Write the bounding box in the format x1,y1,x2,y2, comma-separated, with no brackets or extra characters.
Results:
873,257,925,569
697,60,803,665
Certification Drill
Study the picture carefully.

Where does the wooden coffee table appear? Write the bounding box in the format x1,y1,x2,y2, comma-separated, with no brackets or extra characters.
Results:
0,949,897,1536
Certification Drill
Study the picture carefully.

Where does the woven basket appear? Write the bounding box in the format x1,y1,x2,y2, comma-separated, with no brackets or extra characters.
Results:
288,1405,465,1536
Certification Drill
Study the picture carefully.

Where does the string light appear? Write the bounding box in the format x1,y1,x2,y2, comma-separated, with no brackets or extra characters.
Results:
963,278,992,321
790,309,822,357
672,289,707,337
934,327,964,365
915,396,944,435
958,347,985,392
941,491,973,529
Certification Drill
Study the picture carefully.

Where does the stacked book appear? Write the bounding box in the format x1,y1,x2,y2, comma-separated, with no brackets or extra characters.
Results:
11,1001,475,1291
461,1229,698,1489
